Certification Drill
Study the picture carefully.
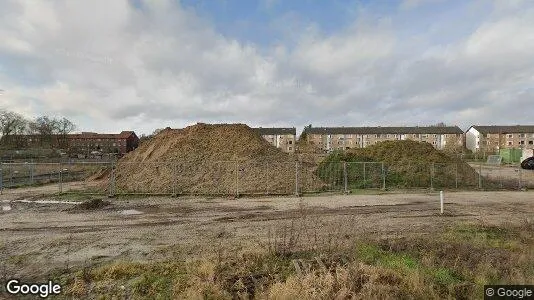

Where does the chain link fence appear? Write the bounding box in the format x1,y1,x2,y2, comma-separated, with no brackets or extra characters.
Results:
1,160,532,196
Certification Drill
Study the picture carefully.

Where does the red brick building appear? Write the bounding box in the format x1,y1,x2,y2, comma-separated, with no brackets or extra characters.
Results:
1,131,139,155
68,131,139,155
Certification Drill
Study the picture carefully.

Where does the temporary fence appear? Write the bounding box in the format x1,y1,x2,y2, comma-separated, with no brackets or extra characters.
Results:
0,160,532,196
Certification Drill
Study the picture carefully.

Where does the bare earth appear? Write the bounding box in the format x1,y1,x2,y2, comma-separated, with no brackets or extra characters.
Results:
1,185,533,280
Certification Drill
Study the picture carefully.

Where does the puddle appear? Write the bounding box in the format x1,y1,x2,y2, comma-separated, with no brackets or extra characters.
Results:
2,205,11,211
15,200,81,205
120,209,143,215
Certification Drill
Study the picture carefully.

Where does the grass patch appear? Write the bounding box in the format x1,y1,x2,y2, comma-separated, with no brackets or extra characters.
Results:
47,222,533,299
445,223,521,249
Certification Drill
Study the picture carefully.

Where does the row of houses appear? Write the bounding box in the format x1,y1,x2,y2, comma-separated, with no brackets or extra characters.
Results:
255,125,534,154
0,131,140,155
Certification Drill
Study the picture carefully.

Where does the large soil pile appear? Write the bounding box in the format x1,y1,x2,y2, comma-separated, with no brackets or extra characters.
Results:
317,140,479,189
114,123,322,195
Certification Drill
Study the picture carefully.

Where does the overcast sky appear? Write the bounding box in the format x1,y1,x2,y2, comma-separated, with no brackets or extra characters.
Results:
1,0,533,135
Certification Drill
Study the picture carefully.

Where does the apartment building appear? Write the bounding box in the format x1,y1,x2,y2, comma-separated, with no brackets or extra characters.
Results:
2,131,139,155
68,131,139,155
254,127,296,153
465,125,534,152
302,126,464,152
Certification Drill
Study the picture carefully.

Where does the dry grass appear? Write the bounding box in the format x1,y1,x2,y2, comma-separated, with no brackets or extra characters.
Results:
45,214,534,299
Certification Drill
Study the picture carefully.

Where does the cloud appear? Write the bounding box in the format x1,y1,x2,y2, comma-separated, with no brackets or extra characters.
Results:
400,0,446,10
0,0,533,135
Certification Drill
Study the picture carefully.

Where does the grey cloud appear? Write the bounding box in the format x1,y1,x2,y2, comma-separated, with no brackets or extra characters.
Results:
0,0,533,135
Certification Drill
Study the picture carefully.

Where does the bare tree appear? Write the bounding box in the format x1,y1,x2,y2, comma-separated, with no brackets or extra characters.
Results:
29,116,60,148
0,109,28,148
56,117,76,148
139,128,164,145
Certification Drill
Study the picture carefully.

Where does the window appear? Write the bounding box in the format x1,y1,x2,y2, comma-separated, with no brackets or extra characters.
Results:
288,147,292,151
375,134,379,138
288,140,292,144
386,134,390,138
519,134,526,138
508,141,513,146
422,134,428,138
529,141,533,145
507,134,513,138
520,141,525,145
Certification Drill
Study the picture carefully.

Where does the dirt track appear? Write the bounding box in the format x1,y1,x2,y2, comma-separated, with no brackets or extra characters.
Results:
1,187,533,279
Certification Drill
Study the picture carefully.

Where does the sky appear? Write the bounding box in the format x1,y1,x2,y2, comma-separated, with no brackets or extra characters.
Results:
0,0,533,136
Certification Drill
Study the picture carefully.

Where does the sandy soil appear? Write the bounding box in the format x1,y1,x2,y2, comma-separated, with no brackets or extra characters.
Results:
1,186,533,280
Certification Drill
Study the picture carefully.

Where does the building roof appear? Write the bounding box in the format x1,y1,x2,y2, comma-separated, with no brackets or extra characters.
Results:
68,131,136,140
303,126,463,135
254,127,296,135
469,125,534,134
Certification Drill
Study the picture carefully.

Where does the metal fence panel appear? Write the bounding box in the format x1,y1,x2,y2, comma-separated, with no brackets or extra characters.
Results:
0,159,532,196
61,162,113,194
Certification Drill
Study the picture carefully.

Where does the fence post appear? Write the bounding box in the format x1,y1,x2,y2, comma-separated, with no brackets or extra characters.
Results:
478,162,482,190
109,162,116,197
381,162,386,190
430,163,434,190
59,162,63,194
30,160,34,185
363,162,366,189
235,161,239,198
173,162,177,197
455,163,458,189
343,162,348,193
295,161,299,196
518,168,523,190
10,164,13,187
0,162,3,195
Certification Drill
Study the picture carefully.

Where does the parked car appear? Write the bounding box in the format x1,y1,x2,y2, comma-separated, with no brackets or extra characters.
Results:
521,157,534,170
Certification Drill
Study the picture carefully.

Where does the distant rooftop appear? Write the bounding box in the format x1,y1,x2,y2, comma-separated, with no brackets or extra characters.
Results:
303,126,463,135
469,125,534,134
254,127,296,135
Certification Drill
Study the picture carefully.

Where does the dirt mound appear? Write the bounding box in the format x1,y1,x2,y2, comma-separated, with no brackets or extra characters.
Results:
86,167,111,181
318,140,479,188
71,199,111,211
114,123,323,194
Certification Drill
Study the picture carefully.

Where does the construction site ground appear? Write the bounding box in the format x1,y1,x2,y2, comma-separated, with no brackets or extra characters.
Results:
1,185,533,280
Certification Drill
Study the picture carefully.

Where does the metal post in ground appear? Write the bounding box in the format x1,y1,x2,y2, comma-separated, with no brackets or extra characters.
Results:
59,162,63,194
430,163,434,190
295,161,299,196
30,160,34,185
343,162,348,193
363,162,366,189
381,162,386,190
172,162,177,197
109,162,116,197
235,161,239,198
518,168,523,190
455,163,458,189
10,165,13,187
478,162,482,189
0,162,3,195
